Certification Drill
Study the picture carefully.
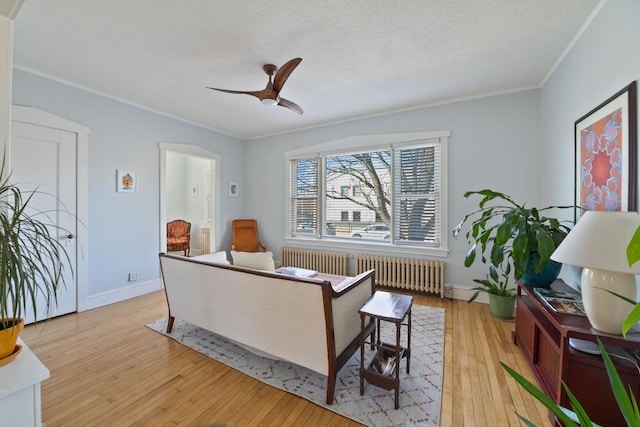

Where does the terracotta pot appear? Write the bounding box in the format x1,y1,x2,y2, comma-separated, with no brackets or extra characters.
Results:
0,318,25,359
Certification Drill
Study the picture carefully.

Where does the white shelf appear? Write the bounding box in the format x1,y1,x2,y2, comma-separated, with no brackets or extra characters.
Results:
0,338,49,426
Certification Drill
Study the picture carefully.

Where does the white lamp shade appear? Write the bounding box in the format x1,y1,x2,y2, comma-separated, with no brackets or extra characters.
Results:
551,211,640,274
551,211,640,334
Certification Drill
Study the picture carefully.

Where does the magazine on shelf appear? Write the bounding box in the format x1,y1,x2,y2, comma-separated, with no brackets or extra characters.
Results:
276,266,318,278
533,287,581,301
533,287,586,316
368,349,397,376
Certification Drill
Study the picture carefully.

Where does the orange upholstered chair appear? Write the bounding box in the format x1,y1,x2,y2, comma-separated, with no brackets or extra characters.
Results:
231,219,266,252
167,219,191,256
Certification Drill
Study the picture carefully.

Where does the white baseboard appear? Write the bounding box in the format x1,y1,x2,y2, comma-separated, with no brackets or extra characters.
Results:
448,283,489,304
86,278,163,310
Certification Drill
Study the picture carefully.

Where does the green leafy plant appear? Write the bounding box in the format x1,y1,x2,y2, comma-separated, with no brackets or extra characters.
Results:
0,161,72,326
453,189,573,281
623,225,640,336
469,263,515,302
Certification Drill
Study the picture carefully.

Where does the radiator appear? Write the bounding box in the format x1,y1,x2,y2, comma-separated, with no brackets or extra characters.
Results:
355,255,445,297
200,226,210,254
281,247,349,276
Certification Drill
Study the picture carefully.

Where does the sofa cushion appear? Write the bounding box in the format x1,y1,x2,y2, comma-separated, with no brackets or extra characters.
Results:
231,250,275,272
192,251,230,265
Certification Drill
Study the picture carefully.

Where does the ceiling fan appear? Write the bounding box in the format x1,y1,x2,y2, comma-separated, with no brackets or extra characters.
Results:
206,58,304,115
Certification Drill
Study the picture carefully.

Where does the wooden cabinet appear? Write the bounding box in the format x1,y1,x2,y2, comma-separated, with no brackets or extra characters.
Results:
514,280,640,427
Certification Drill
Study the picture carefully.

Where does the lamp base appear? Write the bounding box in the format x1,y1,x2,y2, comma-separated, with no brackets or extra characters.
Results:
581,268,636,335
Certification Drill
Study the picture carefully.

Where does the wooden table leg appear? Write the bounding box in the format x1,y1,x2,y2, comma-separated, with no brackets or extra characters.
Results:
407,307,411,374
395,320,401,409
360,314,365,396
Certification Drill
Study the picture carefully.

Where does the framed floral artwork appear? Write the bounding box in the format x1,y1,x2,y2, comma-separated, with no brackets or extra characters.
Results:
574,81,637,221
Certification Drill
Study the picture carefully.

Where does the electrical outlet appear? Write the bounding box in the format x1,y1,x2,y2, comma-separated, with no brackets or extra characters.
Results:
128,272,139,282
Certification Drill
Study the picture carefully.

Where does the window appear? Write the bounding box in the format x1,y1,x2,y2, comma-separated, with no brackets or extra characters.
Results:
287,131,448,253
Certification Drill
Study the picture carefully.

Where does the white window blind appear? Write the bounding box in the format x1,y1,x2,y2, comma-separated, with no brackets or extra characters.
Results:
290,158,319,236
393,143,440,245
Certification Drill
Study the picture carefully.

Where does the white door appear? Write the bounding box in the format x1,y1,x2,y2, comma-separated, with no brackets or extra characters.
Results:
10,121,77,324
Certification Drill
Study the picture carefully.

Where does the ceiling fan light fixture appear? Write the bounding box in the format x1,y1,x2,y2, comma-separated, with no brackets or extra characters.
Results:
261,97,279,106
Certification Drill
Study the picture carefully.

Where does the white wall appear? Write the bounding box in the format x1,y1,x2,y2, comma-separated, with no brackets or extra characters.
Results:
166,151,189,221
11,69,245,301
246,90,542,290
0,16,12,159
541,0,640,286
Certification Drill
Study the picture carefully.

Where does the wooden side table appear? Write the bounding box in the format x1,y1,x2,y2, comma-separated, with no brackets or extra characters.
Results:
359,290,413,409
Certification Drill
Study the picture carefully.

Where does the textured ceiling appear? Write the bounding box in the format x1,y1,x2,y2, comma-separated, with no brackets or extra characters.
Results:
11,0,601,140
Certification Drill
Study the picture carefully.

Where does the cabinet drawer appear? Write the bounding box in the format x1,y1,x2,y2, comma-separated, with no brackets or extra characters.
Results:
536,331,560,398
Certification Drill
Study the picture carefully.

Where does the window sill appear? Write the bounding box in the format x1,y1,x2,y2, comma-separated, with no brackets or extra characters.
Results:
284,236,449,258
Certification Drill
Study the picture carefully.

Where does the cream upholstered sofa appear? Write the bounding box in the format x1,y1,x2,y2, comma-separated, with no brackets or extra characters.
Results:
158,252,375,404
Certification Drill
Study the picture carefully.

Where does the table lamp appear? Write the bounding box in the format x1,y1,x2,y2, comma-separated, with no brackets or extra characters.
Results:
550,211,640,334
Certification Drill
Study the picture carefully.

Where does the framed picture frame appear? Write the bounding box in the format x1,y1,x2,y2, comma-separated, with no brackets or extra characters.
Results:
574,81,637,221
116,170,137,193
228,182,238,197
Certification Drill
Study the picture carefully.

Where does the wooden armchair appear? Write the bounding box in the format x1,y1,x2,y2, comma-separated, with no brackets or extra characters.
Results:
167,219,191,256
231,219,266,252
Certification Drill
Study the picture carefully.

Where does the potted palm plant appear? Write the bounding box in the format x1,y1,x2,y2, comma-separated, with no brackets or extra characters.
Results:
453,189,574,287
0,161,71,363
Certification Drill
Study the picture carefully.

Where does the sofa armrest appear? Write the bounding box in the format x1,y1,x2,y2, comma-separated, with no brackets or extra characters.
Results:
330,270,375,296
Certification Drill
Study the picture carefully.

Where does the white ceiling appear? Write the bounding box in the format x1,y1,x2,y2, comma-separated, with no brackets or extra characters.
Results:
10,0,601,140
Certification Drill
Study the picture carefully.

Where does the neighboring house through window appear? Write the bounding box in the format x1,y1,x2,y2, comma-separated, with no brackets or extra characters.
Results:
287,131,449,256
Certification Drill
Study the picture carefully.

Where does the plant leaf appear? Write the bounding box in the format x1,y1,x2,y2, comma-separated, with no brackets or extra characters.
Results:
627,225,640,267
598,339,640,426
464,244,477,267
623,303,640,337
500,362,580,426
535,228,555,265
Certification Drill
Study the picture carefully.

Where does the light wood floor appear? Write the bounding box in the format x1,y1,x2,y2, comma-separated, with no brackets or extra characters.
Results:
20,290,551,426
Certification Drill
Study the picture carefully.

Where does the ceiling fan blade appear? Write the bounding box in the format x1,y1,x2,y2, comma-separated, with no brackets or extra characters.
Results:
273,58,302,93
278,97,304,115
206,87,265,100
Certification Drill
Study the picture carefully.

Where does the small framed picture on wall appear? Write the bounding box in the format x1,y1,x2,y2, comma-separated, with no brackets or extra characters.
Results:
117,170,137,193
229,182,238,197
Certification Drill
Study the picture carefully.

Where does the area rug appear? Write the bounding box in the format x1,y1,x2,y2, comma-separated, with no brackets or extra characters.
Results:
146,304,444,426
